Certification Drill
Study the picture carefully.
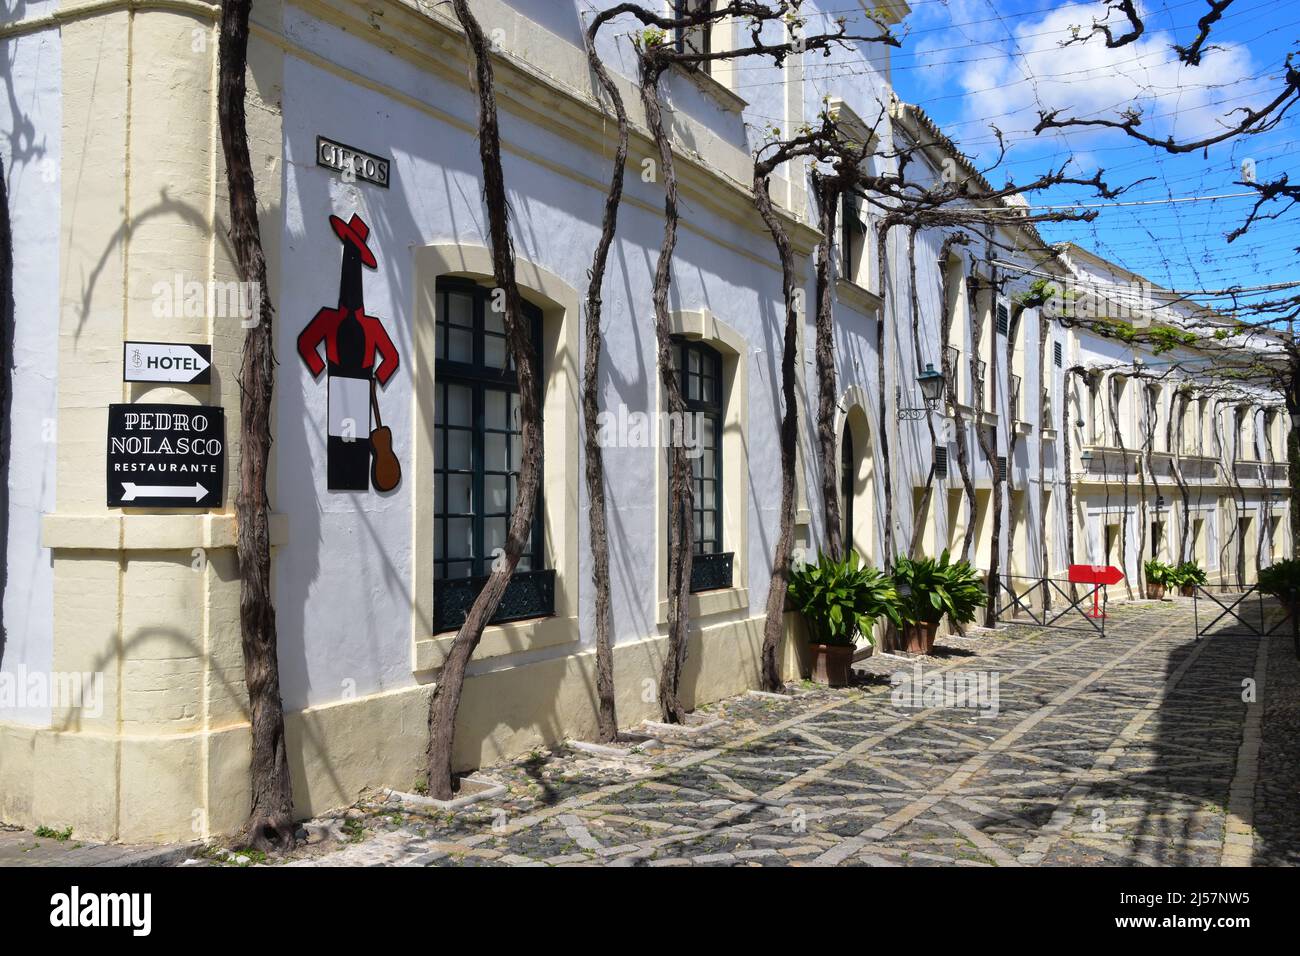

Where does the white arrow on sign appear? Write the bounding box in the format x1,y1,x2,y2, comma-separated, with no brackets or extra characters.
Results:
124,343,212,384
121,482,208,502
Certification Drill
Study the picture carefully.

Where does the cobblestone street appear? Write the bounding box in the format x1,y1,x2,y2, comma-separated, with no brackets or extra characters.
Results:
271,599,1299,867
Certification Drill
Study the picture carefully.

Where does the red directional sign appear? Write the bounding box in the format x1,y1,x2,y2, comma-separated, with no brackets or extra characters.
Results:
1068,564,1124,586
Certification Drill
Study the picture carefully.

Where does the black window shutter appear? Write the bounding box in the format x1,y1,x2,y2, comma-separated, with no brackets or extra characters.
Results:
996,302,1009,335
935,445,949,479
996,455,1008,482
1054,341,1063,367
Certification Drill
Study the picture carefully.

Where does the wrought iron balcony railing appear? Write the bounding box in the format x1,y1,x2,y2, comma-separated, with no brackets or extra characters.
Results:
943,345,960,401
434,568,556,634
970,358,987,410
690,551,734,593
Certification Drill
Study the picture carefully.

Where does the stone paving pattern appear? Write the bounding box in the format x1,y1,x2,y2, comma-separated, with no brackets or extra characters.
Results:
263,599,1299,867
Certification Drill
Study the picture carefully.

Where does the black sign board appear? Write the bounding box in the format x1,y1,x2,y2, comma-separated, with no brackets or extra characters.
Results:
106,404,225,509
316,136,391,188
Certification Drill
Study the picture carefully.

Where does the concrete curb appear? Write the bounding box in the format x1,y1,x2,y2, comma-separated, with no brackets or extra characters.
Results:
383,776,506,811
91,841,204,868
566,735,663,758
642,716,725,735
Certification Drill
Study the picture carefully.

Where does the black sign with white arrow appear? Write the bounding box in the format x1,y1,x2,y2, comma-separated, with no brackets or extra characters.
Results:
124,341,212,385
106,404,225,509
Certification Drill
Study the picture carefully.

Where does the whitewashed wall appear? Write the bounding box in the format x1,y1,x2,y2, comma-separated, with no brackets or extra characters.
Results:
274,3,796,710
1,1,61,725
1062,247,1289,584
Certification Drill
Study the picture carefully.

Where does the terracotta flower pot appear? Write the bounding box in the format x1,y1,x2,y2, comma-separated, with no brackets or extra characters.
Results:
900,621,939,656
809,643,854,687
1146,583,1166,601
1180,584,1196,597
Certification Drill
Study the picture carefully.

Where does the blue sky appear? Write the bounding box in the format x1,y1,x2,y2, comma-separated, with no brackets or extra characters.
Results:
884,0,1298,306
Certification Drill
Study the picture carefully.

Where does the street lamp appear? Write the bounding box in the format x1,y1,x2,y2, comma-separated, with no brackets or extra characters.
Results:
899,363,947,421
1071,447,1095,482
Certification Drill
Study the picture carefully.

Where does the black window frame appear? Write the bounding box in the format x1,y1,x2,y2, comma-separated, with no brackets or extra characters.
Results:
673,0,713,67
433,278,550,633
672,336,732,593
840,190,866,283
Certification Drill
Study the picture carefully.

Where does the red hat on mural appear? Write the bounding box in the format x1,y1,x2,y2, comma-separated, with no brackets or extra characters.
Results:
330,213,378,269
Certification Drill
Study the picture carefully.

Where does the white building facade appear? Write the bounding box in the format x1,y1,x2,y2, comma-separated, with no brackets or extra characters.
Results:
0,0,1287,842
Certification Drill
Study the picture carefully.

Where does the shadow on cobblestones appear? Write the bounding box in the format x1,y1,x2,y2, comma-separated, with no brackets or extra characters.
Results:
255,601,1295,868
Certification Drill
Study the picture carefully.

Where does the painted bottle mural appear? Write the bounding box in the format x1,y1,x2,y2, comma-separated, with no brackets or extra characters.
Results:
297,214,401,492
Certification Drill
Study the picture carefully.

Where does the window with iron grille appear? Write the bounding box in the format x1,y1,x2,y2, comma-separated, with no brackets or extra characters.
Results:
1053,341,1063,367
996,301,1009,335
934,445,949,479
673,0,712,64
673,337,732,593
971,357,987,410
433,279,549,632
840,190,866,284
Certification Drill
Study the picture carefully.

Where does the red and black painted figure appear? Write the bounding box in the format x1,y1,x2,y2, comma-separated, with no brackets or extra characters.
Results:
298,214,400,491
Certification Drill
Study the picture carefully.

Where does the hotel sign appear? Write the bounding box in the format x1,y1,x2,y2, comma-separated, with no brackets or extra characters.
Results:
317,136,390,189
123,341,212,385
107,404,225,509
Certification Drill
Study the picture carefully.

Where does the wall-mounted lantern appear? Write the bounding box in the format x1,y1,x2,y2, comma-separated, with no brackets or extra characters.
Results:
899,363,946,421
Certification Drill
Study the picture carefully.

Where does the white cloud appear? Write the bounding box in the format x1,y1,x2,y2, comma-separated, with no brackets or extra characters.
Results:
955,2,1266,147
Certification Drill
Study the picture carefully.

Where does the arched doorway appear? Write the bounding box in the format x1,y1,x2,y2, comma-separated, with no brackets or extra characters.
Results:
839,399,876,563
841,427,854,552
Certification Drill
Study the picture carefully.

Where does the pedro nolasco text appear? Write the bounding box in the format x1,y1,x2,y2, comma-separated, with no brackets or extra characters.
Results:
110,410,223,476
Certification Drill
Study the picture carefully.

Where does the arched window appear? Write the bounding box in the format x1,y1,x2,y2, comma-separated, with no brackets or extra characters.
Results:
433,279,548,631
673,336,729,591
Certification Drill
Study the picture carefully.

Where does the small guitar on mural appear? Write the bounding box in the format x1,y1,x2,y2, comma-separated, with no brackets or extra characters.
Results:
299,213,402,492
369,377,401,492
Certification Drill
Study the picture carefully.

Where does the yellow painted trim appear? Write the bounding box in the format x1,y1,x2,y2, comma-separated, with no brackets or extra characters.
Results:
410,244,581,672
41,513,288,550
836,277,883,316
836,384,879,564
0,0,218,40
654,309,750,625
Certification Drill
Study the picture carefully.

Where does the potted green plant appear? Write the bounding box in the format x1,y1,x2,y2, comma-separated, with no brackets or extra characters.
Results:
890,550,987,655
1143,559,1173,600
787,550,900,687
1259,559,1300,655
1172,560,1207,597
1258,558,1300,606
